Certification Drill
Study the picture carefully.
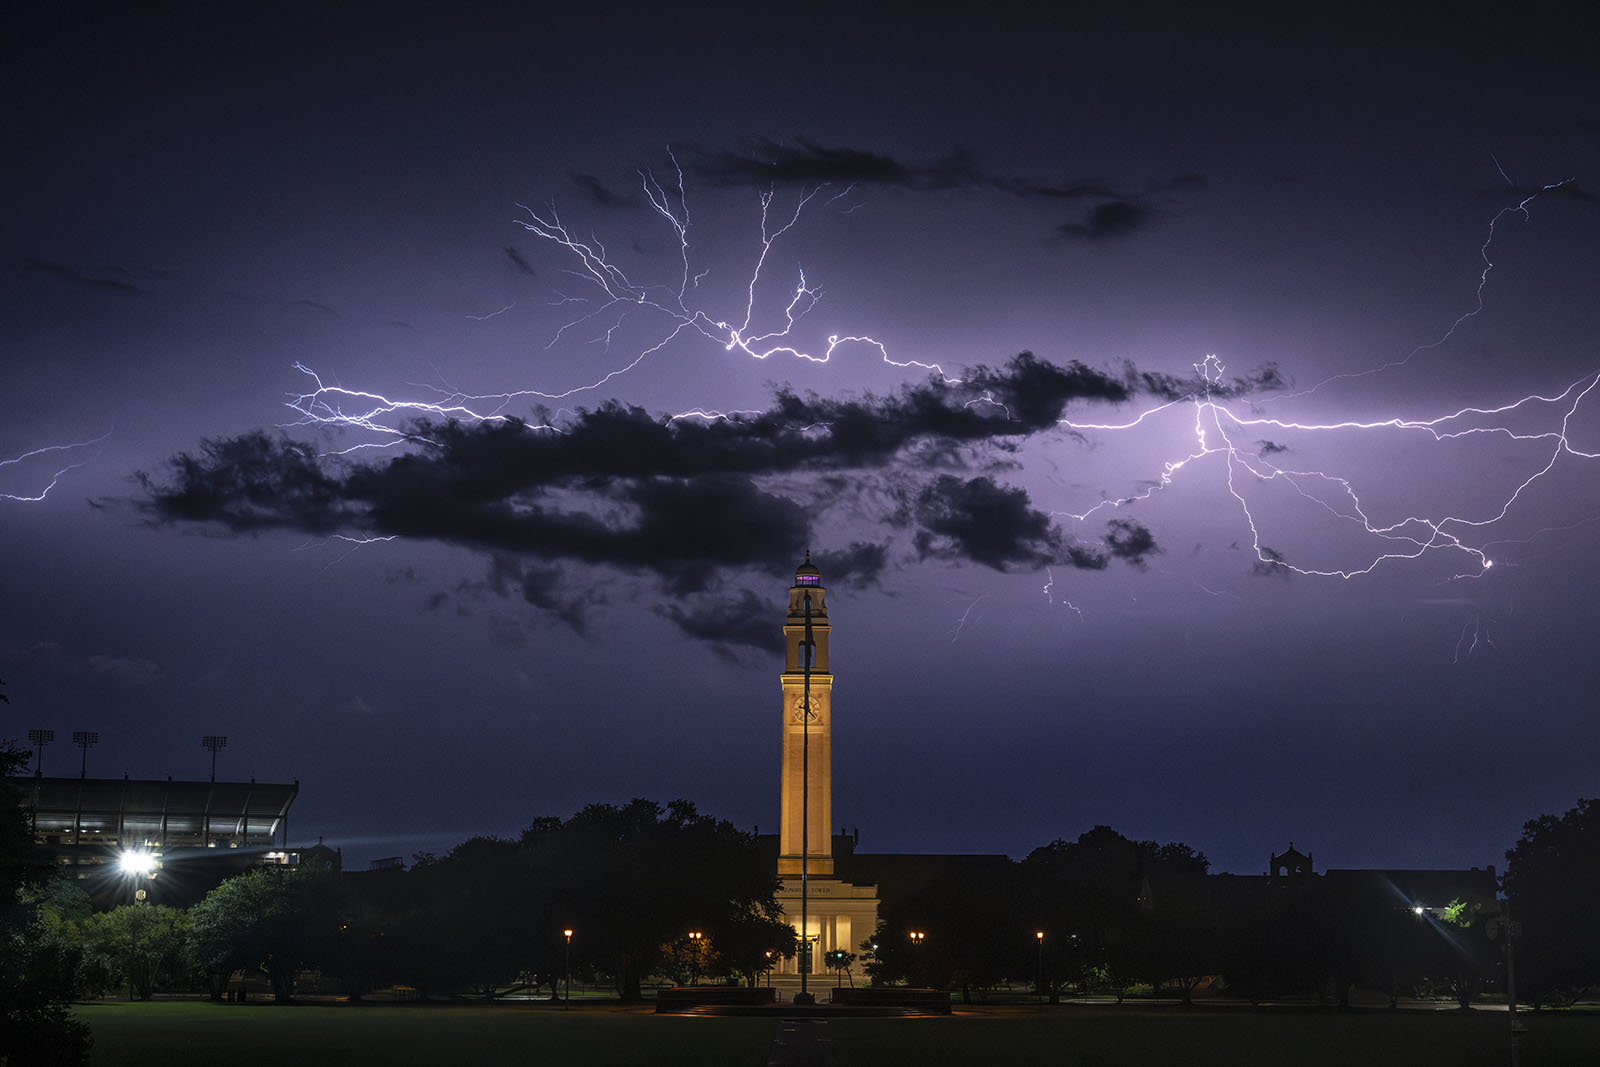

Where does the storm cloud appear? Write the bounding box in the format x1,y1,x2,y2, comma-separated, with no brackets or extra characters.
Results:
138,353,1272,640
693,139,1207,241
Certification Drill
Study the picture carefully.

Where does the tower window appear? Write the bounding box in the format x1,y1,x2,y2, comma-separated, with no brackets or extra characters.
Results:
795,575,821,585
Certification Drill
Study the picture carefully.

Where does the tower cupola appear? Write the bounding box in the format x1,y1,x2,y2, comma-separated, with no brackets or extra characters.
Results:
794,550,822,587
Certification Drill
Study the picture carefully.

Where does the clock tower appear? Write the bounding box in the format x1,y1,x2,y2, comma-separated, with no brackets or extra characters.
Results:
779,551,833,878
771,553,878,989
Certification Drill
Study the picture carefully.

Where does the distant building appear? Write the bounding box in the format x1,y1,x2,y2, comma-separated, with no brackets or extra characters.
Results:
9,773,301,907
1322,865,1499,919
1230,842,1499,924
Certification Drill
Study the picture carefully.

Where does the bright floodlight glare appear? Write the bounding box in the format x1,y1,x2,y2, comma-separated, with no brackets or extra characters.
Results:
1413,905,1425,916
120,851,156,876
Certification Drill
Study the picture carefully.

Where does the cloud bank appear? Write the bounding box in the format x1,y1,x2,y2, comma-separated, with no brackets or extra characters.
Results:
139,353,1261,646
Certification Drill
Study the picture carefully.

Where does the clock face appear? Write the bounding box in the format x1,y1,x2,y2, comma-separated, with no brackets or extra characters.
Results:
792,696,821,723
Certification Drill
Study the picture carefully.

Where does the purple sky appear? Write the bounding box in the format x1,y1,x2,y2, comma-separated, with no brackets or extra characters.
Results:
4,3,1598,875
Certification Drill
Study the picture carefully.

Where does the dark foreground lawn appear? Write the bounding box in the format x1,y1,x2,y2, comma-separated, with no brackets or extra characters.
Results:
78,1001,772,1067
829,1006,1597,1067
77,1000,1599,1067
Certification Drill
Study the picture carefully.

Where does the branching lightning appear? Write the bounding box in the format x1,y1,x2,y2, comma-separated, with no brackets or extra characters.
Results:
278,161,1594,602
1059,353,1599,579
1,432,111,503
1281,177,1575,398
1042,567,1085,620
286,155,951,449
1055,179,1597,584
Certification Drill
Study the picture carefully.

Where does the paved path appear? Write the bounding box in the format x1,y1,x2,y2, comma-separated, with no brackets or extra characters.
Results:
767,1017,838,1067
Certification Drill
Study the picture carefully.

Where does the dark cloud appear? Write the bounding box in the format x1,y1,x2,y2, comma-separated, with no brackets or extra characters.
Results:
695,139,958,189
293,298,339,316
27,258,143,293
1057,200,1150,240
1138,362,1285,402
568,171,631,208
13,641,162,687
911,475,1144,573
511,560,598,634
139,352,1234,635
1251,546,1292,579
503,246,536,276
655,589,781,653
811,542,889,586
1256,439,1290,455
693,140,1203,242
137,431,349,534
914,474,1061,570
1105,518,1160,567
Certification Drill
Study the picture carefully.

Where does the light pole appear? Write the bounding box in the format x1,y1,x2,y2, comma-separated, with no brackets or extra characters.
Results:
72,730,98,778
562,928,573,1010
1487,908,1524,1067
688,931,703,986
202,735,227,782
27,729,53,775
797,588,815,1005
1036,931,1045,1006
908,930,925,987
765,950,774,988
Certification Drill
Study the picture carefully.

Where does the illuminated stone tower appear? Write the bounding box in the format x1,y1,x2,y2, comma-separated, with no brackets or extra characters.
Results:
779,551,833,878
771,553,876,986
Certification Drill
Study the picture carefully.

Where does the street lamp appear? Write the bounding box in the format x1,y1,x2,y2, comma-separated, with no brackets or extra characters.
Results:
765,949,774,988
908,930,925,987
562,929,573,1010
1036,931,1045,1005
688,931,703,986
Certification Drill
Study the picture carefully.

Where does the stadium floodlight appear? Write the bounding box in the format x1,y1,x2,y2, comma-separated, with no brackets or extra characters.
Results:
202,735,228,781
71,731,98,778
26,729,53,775
119,850,157,877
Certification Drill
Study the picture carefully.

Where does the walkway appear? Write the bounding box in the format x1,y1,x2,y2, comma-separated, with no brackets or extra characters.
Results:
766,1017,838,1067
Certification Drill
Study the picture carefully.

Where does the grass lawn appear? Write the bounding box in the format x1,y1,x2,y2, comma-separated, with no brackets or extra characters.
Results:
76,1001,774,1067
830,1005,1598,1066
76,1000,1599,1066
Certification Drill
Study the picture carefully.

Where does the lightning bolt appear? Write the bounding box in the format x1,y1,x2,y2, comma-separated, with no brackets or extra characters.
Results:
1041,566,1085,620
1281,176,1575,398
1,432,111,503
1054,176,1596,584
284,153,958,446
1059,354,1598,579
948,595,989,642
1453,614,1498,663
278,162,1595,609
296,533,402,571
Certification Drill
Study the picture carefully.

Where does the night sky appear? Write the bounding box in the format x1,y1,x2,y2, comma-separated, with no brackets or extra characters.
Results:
5,4,1598,875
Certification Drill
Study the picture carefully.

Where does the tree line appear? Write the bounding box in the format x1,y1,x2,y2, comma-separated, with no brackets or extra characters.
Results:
5,742,1599,1063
